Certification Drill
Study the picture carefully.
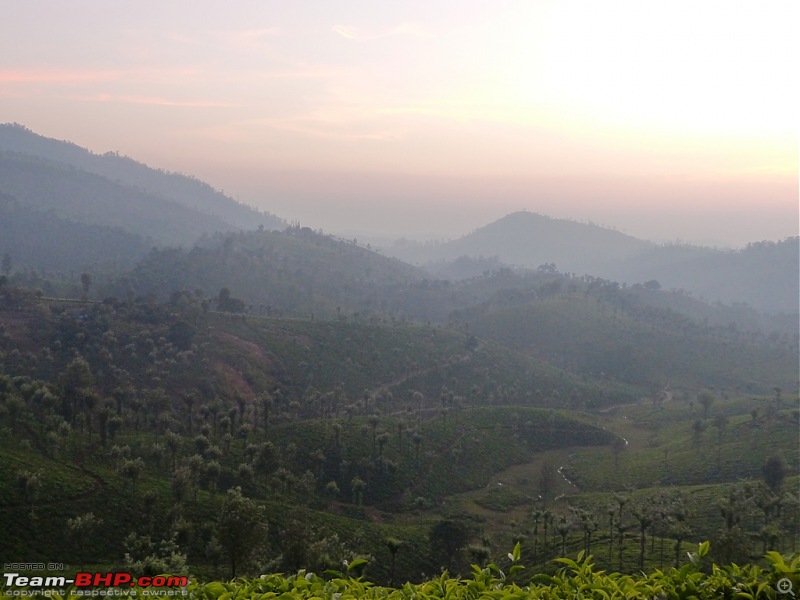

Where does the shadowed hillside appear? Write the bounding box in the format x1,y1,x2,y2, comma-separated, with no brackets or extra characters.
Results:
386,211,799,314
0,191,150,274
0,153,232,246
0,123,284,231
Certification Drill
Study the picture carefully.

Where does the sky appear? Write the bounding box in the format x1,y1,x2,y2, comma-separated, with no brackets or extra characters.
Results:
1,0,797,246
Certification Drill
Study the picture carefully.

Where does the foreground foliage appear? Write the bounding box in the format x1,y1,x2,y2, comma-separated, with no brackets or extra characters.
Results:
7,545,798,600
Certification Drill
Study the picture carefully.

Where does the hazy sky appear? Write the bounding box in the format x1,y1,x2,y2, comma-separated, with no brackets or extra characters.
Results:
1,1,797,246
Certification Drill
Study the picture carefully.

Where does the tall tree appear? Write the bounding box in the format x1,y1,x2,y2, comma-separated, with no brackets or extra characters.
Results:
763,453,788,493
632,501,654,570
698,390,715,420
80,272,92,300
384,537,402,585
67,512,102,569
215,486,266,579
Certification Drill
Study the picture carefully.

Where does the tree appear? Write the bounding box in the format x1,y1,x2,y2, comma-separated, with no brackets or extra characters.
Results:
67,512,102,569
715,487,749,564
613,493,629,568
642,279,661,291
376,432,391,460
384,537,402,585
215,486,267,579
763,453,788,493
80,272,92,300
606,504,616,562
698,391,715,419
429,517,472,572
631,501,654,570
579,511,598,555
555,515,570,556
165,431,181,471
120,458,145,496
62,355,95,428
217,287,246,313
350,476,366,506
17,470,41,519
530,508,543,559
691,419,707,446
712,414,729,467
368,415,380,454
542,509,553,549
412,431,422,462
538,462,558,506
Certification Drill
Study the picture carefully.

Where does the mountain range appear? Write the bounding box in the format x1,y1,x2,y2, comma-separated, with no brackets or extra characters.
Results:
0,123,284,273
0,123,796,315
385,211,798,314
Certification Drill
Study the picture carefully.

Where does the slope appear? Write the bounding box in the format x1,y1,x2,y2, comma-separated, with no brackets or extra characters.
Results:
388,211,651,273
0,123,284,231
0,152,231,246
387,211,798,314
115,227,431,319
615,238,800,314
464,292,797,393
0,190,150,274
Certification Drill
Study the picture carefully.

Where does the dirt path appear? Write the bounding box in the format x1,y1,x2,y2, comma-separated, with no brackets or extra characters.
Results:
374,352,474,408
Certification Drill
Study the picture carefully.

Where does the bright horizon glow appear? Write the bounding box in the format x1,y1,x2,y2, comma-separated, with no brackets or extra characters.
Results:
1,0,797,246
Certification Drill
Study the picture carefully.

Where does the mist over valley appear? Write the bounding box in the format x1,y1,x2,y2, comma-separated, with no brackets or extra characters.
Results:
0,124,797,584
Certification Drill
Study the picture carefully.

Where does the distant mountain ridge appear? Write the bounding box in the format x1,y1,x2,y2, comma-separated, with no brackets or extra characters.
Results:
425,211,652,271
0,190,150,273
0,153,232,245
0,123,284,231
387,211,798,314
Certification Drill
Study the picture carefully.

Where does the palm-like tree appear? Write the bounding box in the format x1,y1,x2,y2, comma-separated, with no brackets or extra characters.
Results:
530,508,543,559
384,537,402,585
712,414,729,467
632,501,654,570
556,515,570,556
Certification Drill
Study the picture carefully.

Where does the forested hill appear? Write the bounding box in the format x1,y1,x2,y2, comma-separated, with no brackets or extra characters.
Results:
615,238,800,315
386,211,799,314
0,152,231,246
0,123,284,231
86,226,797,394
109,227,428,319
0,190,150,273
388,211,651,273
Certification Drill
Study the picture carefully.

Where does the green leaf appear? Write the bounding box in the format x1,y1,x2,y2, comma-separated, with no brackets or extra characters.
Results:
698,541,710,558
346,558,368,572
511,541,521,563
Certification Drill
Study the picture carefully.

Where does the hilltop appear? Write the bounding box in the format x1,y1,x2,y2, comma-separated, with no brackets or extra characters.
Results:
0,124,286,276
386,211,799,314
0,123,283,231
387,211,650,273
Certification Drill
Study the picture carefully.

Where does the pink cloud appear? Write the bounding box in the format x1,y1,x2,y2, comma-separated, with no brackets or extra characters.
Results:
332,22,434,42
0,69,120,84
77,93,242,108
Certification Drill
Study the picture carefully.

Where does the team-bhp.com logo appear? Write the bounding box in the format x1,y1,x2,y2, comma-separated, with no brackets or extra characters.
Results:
3,571,188,596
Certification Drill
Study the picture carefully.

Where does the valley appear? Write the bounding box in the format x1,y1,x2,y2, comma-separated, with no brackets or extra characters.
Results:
0,125,797,590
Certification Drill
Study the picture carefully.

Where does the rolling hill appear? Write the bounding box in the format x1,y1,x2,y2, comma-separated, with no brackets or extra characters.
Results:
388,211,651,274
386,211,799,314
0,190,150,274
